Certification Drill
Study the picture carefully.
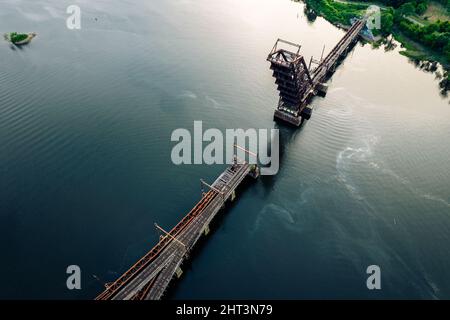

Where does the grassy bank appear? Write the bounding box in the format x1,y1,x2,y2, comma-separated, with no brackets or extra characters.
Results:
303,0,368,25
393,27,448,64
303,0,395,35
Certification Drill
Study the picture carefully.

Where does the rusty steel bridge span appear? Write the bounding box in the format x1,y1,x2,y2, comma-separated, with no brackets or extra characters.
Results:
96,156,259,300
95,17,367,301
267,18,367,126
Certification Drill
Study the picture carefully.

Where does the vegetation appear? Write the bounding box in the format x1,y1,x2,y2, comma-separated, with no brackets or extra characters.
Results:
302,0,450,91
304,0,396,34
8,32,29,44
303,1,450,61
398,19,450,61
305,0,368,25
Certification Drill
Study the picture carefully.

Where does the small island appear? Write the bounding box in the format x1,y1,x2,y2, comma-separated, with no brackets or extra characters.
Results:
4,32,37,45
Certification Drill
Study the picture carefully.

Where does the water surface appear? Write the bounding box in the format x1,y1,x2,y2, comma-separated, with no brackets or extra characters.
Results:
0,0,449,299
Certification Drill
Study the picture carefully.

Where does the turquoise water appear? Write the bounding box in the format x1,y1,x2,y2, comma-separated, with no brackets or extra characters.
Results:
0,0,449,299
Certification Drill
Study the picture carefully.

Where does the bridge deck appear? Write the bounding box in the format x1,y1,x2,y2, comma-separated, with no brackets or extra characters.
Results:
311,19,366,84
96,162,257,300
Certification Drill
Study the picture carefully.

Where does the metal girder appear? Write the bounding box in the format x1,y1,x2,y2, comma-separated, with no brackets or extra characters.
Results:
95,191,216,300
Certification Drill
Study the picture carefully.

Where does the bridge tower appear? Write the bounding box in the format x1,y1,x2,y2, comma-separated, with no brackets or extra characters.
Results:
267,18,366,127
267,39,313,126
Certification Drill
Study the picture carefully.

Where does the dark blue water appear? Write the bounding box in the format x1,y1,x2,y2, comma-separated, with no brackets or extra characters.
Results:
0,0,449,299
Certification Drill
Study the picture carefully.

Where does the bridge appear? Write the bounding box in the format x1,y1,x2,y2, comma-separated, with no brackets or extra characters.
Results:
95,17,367,301
267,18,367,126
96,154,259,300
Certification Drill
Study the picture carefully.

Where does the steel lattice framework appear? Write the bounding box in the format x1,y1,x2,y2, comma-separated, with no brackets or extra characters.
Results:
267,18,367,126
95,191,215,300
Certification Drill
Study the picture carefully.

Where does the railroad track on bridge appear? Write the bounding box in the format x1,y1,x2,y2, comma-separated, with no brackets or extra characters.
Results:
96,158,259,300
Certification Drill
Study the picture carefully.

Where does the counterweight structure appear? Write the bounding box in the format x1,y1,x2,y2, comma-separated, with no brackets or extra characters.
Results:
267,18,366,126
267,39,314,126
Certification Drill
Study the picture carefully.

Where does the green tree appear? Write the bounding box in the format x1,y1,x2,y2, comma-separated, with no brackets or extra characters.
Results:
416,2,428,15
398,2,416,15
381,11,394,35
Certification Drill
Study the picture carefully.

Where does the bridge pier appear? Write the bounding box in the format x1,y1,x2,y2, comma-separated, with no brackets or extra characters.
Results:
300,106,313,120
203,224,210,236
176,267,183,279
316,83,328,97
248,164,260,179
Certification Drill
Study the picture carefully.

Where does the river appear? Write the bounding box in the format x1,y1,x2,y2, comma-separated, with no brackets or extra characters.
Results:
0,0,449,299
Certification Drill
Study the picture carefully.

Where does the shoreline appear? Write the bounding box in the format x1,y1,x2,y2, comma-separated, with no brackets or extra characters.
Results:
303,0,447,65
302,0,449,93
